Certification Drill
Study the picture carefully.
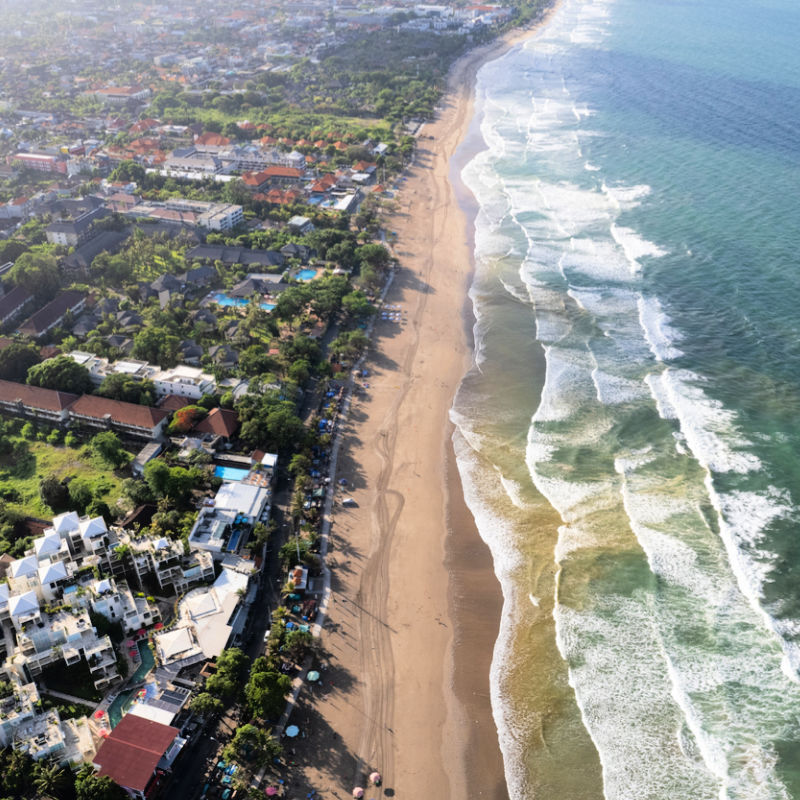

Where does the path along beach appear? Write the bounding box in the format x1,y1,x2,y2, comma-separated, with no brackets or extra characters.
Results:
290,11,558,800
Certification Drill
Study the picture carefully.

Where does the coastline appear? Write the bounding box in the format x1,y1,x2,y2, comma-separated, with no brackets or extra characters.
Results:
286,10,557,799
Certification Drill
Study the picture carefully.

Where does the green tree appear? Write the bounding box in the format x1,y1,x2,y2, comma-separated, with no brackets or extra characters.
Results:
356,242,391,273
222,723,281,768
131,326,180,367
39,475,69,512
190,692,224,717
341,290,376,320
33,761,72,800
109,160,146,183
9,250,61,300
74,764,128,800
143,461,197,503
27,356,93,394
89,431,129,469
97,374,156,405
68,477,94,513
244,670,292,719
0,342,40,382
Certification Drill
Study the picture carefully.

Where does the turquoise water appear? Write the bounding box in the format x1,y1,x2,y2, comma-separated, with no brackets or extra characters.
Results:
214,465,250,481
107,642,156,727
295,269,317,281
452,1,800,797
227,527,242,552
211,292,275,311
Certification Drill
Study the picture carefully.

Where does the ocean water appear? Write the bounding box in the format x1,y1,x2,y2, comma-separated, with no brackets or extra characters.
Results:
451,0,800,798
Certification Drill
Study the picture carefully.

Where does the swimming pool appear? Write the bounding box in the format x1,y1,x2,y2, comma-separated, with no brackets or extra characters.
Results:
107,642,155,727
295,269,317,282
215,466,250,481
211,292,275,311
227,528,242,552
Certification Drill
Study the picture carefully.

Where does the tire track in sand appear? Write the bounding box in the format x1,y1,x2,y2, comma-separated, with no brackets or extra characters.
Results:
351,83,468,792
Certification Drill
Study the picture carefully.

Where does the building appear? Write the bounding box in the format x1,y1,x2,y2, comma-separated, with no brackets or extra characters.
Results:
67,395,170,440
154,565,253,665
67,351,221,400
93,86,151,106
92,713,184,800
0,380,78,425
10,153,67,174
0,286,34,327
45,206,106,246
18,291,87,339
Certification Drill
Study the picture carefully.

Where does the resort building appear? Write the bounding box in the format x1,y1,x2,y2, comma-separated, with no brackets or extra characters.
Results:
0,512,160,693
68,351,219,400
188,481,270,557
0,674,94,766
92,713,185,800
117,533,215,596
154,562,255,666
67,395,170,440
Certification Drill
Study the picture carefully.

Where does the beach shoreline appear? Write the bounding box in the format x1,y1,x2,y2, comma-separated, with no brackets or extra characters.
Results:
284,11,556,799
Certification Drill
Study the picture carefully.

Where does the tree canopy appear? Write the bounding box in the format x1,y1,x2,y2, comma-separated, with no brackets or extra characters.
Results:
27,355,93,394
0,342,40,383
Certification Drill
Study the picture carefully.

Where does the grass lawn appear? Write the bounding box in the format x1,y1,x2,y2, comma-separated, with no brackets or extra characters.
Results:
0,437,130,519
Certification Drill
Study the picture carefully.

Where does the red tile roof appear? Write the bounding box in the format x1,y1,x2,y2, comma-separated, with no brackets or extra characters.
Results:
18,290,85,337
94,714,179,792
195,132,230,146
157,394,192,412
68,395,169,430
192,407,239,438
0,379,79,412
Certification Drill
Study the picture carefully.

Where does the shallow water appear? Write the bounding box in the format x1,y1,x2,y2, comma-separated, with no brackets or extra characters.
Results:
452,0,800,797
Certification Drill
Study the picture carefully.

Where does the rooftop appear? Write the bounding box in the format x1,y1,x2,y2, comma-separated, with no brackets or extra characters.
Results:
93,713,179,792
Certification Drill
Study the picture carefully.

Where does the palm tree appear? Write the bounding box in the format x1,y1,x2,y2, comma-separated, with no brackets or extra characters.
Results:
34,761,70,800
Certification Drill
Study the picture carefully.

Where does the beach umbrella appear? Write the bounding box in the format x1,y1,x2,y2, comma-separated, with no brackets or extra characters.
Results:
307,670,320,682
285,725,300,738
94,710,105,719
265,788,278,797
369,772,382,785
352,789,364,799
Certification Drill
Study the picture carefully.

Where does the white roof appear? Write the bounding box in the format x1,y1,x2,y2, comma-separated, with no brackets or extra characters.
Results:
9,591,39,619
254,452,278,469
214,482,268,519
180,567,249,658
52,511,80,535
34,531,62,559
38,560,68,585
127,702,177,727
10,555,38,579
95,578,112,594
0,583,9,609
79,516,107,540
155,627,196,661
154,537,169,551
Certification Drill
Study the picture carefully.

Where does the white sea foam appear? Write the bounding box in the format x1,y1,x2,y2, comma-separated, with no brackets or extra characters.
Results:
591,366,649,404
655,368,762,473
638,295,684,361
610,224,668,275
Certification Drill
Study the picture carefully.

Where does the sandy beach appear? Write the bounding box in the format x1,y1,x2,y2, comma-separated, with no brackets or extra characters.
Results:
281,15,555,800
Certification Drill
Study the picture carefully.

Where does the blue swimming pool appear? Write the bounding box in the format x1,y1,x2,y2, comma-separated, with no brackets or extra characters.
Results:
227,528,242,552
296,269,317,282
215,466,250,481
107,642,155,727
211,293,275,311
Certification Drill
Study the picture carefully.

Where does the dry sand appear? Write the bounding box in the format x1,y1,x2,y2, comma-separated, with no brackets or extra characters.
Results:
281,16,555,800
